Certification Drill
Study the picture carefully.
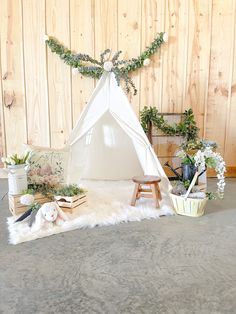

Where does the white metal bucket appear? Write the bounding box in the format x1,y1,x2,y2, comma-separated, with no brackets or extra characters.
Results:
7,164,27,195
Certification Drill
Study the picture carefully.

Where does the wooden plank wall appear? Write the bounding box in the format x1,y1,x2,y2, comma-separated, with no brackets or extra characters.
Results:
0,0,236,174
0,0,27,166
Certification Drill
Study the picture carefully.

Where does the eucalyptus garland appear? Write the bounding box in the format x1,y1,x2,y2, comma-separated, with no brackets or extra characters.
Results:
140,107,199,141
45,32,168,95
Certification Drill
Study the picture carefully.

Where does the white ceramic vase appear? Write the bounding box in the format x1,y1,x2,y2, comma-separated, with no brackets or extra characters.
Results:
7,164,28,195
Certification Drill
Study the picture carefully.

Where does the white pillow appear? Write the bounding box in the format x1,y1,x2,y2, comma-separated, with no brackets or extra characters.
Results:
24,144,69,186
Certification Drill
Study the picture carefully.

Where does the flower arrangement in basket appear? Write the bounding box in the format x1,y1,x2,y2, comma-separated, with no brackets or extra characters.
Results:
170,140,226,217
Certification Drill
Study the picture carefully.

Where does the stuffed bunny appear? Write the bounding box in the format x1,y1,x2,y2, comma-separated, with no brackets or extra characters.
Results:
31,202,68,232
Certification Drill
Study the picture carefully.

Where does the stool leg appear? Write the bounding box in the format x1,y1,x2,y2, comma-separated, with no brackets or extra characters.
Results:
155,183,162,201
137,184,141,199
131,183,140,206
151,183,160,208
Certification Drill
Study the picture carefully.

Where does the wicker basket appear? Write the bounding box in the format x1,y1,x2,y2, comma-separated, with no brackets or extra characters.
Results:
170,193,207,217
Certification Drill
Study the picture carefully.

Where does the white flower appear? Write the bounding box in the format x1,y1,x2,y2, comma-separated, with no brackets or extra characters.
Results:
199,148,226,196
78,183,85,189
18,153,25,161
6,157,11,164
1,157,6,163
103,61,113,72
72,68,79,75
194,150,205,168
163,32,168,43
183,146,227,197
44,34,49,41
20,194,35,206
176,150,186,159
143,58,150,66
203,147,212,158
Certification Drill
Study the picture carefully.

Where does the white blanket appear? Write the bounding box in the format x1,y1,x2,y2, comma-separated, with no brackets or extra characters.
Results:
7,180,174,244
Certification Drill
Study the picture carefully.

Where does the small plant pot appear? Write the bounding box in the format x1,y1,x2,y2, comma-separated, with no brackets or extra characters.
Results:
170,193,207,217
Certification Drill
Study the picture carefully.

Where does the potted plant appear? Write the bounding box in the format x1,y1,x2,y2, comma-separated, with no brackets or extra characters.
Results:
1,152,30,195
175,140,206,184
176,140,224,192
170,176,209,217
170,140,226,217
1,152,29,169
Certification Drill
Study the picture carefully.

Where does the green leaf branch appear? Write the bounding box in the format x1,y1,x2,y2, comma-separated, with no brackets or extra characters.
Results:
140,107,199,141
45,32,167,95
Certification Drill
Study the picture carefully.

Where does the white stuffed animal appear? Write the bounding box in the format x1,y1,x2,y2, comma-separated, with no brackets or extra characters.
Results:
31,202,68,232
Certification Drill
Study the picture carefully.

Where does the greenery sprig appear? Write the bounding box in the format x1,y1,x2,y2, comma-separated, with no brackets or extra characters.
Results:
22,183,55,198
45,32,167,95
23,183,86,198
140,107,199,141
180,139,217,156
53,184,86,197
123,32,167,73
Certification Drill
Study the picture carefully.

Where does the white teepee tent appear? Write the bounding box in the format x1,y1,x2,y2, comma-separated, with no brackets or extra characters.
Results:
67,72,172,206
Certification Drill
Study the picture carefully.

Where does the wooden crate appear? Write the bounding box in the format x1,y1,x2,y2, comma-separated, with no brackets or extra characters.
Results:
54,194,87,214
9,193,50,216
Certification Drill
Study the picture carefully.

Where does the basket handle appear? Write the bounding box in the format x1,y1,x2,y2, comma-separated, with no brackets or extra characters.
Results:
184,171,199,200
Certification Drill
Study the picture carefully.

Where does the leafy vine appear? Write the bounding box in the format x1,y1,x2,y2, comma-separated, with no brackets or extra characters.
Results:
45,32,168,95
140,107,199,141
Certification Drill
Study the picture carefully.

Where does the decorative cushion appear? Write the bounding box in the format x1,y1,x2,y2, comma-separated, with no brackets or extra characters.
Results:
24,144,69,186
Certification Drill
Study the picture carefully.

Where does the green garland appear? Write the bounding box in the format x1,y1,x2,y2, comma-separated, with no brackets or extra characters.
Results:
45,32,167,95
140,107,199,141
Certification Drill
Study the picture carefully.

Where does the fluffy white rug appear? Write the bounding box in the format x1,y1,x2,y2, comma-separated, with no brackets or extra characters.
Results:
7,180,174,244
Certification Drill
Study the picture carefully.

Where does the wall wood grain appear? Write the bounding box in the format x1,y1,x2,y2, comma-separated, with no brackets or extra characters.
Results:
0,0,236,174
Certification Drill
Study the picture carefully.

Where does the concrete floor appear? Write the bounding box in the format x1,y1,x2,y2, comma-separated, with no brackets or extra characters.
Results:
0,178,236,314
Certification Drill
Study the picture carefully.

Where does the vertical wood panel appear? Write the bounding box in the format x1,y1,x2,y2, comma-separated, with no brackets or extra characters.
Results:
0,0,27,154
0,43,6,165
46,0,72,148
94,0,118,56
184,0,212,137
224,0,236,166
118,0,141,115
0,0,236,172
162,0,189,113
22,0,49,147
140,0,165,112
205,0,235,155
70,0,94,126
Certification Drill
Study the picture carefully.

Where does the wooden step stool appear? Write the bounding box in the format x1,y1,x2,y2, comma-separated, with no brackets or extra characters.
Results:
131,175,162,208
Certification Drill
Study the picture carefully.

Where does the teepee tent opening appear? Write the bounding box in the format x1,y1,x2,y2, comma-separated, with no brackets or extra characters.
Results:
70,111,144,180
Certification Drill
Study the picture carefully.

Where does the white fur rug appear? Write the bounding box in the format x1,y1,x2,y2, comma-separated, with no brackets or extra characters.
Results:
7,180,174,244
